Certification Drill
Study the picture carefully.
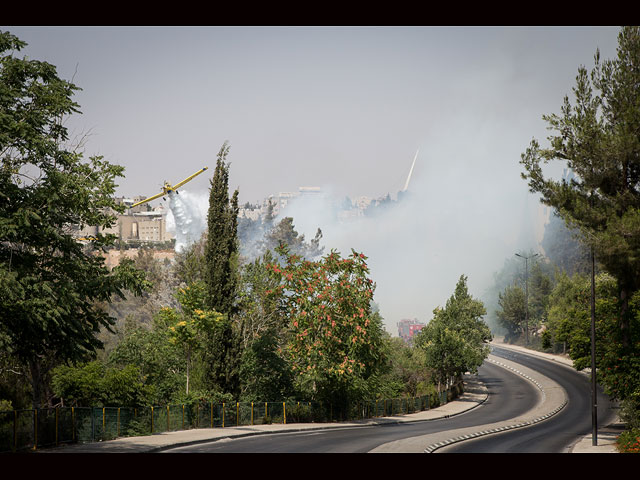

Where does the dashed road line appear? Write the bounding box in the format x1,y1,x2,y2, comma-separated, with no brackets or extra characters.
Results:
423,357,567,453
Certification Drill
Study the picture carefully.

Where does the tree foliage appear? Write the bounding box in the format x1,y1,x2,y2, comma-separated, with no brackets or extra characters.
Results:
236,250,285,349
51,361,153,407
161,281,225,396
205,141,239,315
415,275,492,390
261,216,324,261
520,26,640,349
107,317,184,405
267,244,387,409
0,31,149,408
545,271,640,401
496,284,527,343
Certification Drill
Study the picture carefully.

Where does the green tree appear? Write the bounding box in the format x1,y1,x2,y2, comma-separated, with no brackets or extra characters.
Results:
160,281,225,396
51,360,152,407
520,26,640,351
260,216,324,261
199,315,243,398
379,336,432,398
528,262,554,332
545,270,640,434
205,142,239,315
238,328,295,402
107,316,184,405
174,233,207,285
199,142,244,398
236,250,286,349
496,284,527,343
415,275,492,392
0,31,148,408
268,245,387,414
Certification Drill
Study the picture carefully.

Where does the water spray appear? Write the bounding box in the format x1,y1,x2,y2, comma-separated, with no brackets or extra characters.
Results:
167,190,205,252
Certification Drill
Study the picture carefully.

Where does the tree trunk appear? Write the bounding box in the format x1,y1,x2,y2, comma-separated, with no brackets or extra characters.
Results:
619,286,632,349
28,359,43,410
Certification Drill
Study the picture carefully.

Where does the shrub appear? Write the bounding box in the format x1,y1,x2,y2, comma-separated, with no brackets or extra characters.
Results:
616,428,640,453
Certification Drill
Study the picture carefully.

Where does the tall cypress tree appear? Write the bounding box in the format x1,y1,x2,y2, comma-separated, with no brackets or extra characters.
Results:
205,142,239,315
202,142,242,396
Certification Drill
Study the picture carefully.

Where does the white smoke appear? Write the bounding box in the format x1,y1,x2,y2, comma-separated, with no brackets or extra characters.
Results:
165,190,208,252
160,153,548,335
256,149,547,335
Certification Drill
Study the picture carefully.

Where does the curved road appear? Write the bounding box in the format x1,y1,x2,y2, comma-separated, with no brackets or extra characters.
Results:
164,346,599,453
165,361,536,452
440,346,617,453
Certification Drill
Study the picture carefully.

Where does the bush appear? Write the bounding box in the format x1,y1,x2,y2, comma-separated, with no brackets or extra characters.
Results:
617,428,640,453
619,396,640,438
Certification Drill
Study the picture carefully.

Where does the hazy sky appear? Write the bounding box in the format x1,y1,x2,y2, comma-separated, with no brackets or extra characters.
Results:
2,26,622,332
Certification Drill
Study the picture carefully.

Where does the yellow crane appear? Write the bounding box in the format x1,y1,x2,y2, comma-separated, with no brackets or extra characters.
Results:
130,167,209,208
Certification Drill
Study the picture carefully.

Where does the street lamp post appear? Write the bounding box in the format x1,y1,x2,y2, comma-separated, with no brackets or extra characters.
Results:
590,246,598,446
515,253,539,345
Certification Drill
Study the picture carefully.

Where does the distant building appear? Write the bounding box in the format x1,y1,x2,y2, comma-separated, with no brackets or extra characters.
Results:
73,197,173,245
397,318,425,344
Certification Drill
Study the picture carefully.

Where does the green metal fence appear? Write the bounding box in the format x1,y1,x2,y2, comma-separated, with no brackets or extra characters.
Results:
0,385,456,452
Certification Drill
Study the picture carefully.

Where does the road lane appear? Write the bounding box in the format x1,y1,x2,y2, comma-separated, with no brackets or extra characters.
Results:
164,360,541,453
440,346,617,453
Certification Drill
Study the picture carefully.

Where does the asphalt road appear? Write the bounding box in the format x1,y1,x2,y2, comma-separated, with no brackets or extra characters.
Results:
440,346,618,453
163,360,542,453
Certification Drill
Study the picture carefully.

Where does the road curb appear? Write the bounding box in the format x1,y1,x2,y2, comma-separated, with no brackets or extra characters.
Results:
423,355,568,453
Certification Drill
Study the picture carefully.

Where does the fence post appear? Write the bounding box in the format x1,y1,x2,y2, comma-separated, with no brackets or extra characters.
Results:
151,406,154,434
251,402,254,425
117,408,121,437
236,403,239,426
55,407,59,446
283,402,286,424
33,409,37,451
182,405,185,430
211,402,213,428
167,405,170,431
222,403,225,428
13,410,17,451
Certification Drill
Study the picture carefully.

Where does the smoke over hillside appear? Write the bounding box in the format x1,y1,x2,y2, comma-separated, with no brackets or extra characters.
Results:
280,169,544,334
163,147,548,335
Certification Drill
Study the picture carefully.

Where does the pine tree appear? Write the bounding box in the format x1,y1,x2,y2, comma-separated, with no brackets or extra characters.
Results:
520,26,640,349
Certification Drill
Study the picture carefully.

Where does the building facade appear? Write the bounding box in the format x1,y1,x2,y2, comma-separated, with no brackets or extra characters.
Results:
397,318,425,344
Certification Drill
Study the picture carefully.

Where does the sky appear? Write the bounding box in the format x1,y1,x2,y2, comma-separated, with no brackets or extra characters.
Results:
2,25,622,333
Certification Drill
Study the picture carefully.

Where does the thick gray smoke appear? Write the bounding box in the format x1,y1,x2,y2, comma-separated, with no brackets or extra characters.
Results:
269,150,549,334
161,150,550,335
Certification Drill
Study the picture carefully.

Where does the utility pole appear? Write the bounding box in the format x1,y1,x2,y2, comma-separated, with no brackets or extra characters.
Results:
515,252,539,345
